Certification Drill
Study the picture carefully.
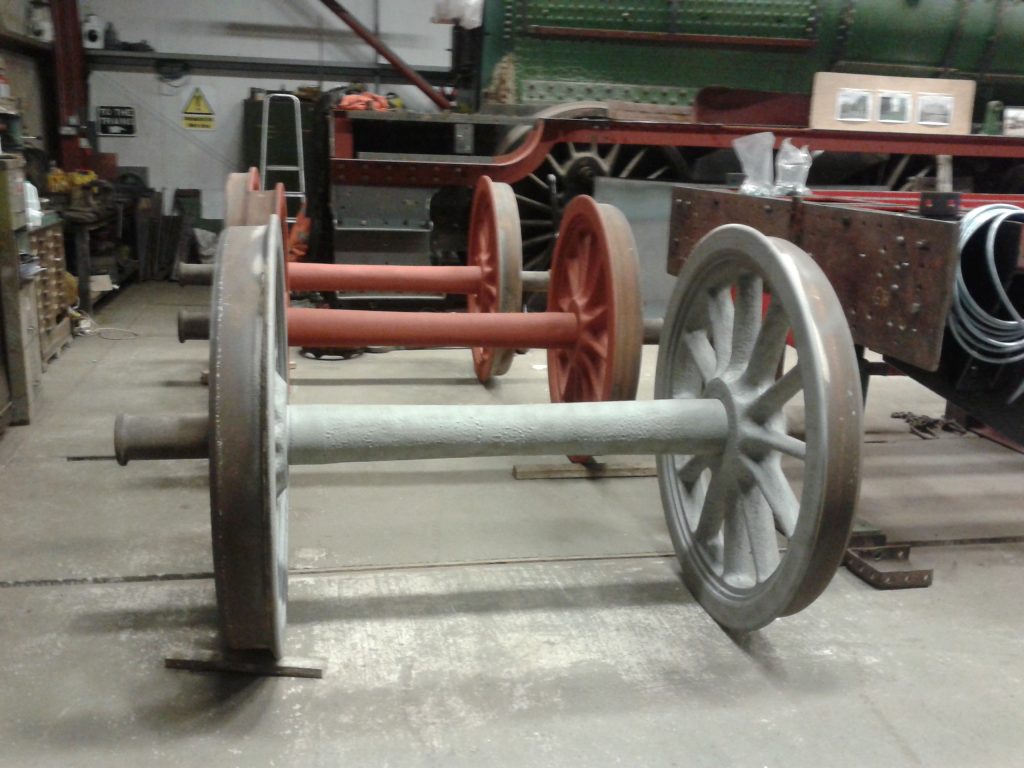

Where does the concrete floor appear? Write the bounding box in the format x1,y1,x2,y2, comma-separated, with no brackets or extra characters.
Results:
1,282,1023,766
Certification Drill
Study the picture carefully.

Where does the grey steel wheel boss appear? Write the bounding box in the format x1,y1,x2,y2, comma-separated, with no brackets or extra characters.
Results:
114,215,863,675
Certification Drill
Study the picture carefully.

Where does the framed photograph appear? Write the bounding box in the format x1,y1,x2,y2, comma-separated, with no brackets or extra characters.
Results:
1004,107,1024,137
836,89,872,122
917,93,954,127
878,92,911,123
812,73,974,135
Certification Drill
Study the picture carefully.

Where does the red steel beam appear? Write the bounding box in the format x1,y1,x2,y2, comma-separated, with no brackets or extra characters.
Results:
331,115,1024,187
50,0,88,168
318,0,452,111
287,307,578,349
288,262,483,294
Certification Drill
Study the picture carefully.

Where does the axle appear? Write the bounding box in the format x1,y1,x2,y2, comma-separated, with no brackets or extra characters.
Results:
178,262,551,294
116,399,728,466
179,309,662,345
179,306,581,349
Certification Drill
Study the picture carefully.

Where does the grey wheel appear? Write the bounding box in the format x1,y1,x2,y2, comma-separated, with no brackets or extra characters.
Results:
209,217,290,657
656,225,863,631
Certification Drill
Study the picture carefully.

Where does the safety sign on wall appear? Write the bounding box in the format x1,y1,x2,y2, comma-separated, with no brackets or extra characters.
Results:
97,106,136,136
182,87,216,131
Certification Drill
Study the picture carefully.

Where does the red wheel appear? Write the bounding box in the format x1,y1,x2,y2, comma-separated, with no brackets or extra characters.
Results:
467,177,523,382
546,196,643,455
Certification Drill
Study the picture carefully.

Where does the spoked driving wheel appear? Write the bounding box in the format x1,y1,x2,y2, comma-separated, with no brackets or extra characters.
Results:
497,102,689,272
656,225,863,631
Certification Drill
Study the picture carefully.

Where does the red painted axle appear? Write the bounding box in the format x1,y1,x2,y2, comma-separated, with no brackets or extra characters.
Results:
287,307,579,349
180,261,550,294
288,263,483,294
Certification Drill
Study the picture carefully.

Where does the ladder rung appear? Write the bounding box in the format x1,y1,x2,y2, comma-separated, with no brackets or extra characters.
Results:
284,192,305,198
265,165,302,172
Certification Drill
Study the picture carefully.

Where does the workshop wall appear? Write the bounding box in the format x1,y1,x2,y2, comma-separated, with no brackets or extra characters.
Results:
0,0,48,150
85,0,452,218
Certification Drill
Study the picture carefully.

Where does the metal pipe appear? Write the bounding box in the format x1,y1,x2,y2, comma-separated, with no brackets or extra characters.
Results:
287,307,579,349
522,271,549,293
643,317,662,344
115,398,727,467
179,262,552,295
287,399,728,464
179,263,215,286
115,414,209,465
178,310,211,343
288,262,484,294
318,0,452,111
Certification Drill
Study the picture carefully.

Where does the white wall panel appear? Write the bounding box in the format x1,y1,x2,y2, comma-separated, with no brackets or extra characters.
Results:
86,0,452,217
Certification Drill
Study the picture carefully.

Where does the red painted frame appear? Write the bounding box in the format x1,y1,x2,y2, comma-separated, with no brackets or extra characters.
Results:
332,112,1024,188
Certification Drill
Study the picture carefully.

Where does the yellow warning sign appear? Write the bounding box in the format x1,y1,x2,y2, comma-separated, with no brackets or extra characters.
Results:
182,87,215,131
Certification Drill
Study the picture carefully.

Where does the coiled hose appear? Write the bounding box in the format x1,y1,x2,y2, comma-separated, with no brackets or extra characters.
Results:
949,204,1024,365
948,204,1024,403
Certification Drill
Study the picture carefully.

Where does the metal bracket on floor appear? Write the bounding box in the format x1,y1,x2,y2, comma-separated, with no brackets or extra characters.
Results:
843,526,933,590
165,651,326,679
513,462,657,480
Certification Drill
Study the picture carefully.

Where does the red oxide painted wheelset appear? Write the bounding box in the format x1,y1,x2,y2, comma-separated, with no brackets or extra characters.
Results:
181,174,553,380
181,179,644,405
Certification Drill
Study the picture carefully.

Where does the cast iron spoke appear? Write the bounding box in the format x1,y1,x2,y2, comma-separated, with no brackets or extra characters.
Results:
748,365,803,423
743,301,790,387
740,456,799,538
730,275,763,371
682,330,718,383
743,427,807,460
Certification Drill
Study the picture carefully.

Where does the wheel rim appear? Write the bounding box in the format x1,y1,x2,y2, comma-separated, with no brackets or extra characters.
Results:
655,225,862,631
209,216,290,657
467,177,523,382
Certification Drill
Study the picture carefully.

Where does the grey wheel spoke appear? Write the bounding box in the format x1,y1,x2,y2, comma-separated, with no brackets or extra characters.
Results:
523,232,556,249
694,467,735,545
748,364,803,423
730,274,763,370
646,166,670,180
543,154,566,177
742,301,790,387
739,486,781,581
603,143,622,171
618,147,648,178
706,288,734,377
722,500,755,585
527,173,548,190
516,194,552,214
683,330,718,383
743,427,807,460
676,453,711,484
741,456,799,538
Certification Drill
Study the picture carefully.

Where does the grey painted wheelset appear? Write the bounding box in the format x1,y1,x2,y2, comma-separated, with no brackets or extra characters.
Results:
115,216,863,671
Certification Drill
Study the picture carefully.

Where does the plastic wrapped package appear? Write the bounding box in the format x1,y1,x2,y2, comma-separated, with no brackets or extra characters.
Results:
733,132,775,196
773,138,816,196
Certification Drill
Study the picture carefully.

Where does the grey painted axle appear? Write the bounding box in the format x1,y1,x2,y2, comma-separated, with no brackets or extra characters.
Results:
116,399,728,467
